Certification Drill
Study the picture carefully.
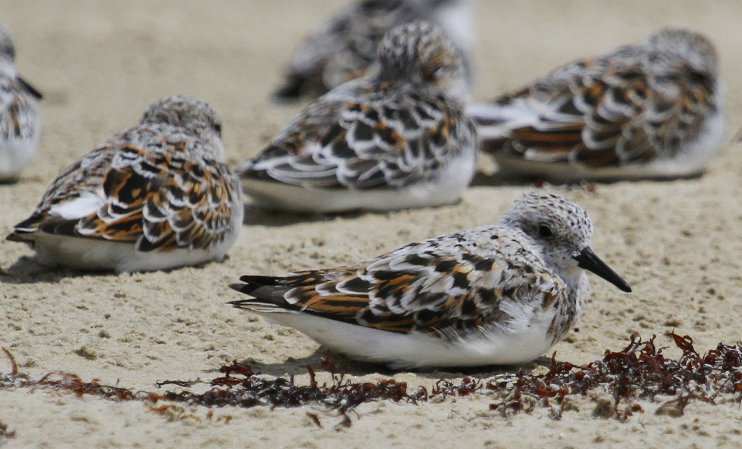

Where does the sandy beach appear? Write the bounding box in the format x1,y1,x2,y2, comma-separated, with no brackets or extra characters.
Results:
0,0,740,447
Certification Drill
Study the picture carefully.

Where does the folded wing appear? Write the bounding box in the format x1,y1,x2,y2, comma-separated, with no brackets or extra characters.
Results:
231,229,566,339
469,51,715,167
10,136,240,252
243,89,474,190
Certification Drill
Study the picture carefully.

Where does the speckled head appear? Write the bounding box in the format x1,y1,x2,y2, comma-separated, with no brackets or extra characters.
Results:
503,192,631,293
647,28,718,79
503,192,594,254
0,25,16,62
377,21,467,100
140,96,225,160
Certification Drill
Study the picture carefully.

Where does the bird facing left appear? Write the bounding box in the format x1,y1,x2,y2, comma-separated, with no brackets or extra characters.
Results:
6,95,243,272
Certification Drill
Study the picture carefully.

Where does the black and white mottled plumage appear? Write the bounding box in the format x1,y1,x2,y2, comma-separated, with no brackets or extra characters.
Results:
273,0,474,101
7,96,243,272
242,21,477,212
230,192,631,368
0,25,42,182
468,28,726,181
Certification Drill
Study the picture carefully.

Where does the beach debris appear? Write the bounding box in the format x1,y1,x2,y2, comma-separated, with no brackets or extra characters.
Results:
487,332,742,419
0,332,740,427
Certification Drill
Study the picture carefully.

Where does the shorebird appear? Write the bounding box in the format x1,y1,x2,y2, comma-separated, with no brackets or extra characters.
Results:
468,28,725,181
273,0,474,101
0,25,42,182
7,96,243,272
230,192,631,368
242,21,477,212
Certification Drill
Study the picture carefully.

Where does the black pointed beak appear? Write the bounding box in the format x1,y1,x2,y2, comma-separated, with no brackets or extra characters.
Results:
17,76,43,100
573,247,632,293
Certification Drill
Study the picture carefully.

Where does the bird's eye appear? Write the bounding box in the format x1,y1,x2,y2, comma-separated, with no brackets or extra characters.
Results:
688,70,710,86
538,225,553,238
213,123,222,136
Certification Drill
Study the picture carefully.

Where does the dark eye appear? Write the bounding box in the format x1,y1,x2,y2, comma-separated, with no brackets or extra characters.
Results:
688,70,710,86
538,225,552,238
213,123,222,136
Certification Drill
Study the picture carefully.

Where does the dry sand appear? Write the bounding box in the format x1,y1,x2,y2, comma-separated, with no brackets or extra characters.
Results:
0,0,740,447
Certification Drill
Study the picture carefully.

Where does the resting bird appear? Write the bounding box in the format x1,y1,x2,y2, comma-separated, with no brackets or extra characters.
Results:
242,21,477,213
7,96,243,272
468,28,725,181
0,25,42,182
273,0,474,101
230,192,631,368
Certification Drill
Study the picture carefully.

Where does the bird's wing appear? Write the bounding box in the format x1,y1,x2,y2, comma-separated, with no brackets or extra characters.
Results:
231,226,566,339
243,87,475,190
469,51,717,167
0,75,39,140
10,130,241,251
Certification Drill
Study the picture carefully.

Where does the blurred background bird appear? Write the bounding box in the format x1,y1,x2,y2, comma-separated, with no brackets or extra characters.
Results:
272,0,475,102
242,21,477,213
468,28,725,181
0,24,42,183
7,96,243,272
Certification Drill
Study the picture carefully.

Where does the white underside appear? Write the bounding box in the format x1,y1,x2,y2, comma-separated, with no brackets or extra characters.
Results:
25,234,232,272
0,135,39,181
242,152,476,212
254,309,557,368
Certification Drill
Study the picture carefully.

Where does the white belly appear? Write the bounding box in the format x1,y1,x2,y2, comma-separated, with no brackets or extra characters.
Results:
0,135,39,182
255,308,558,368
26,229,238,273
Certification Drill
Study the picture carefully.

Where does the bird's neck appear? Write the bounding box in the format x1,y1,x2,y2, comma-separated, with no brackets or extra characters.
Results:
0,60,16,79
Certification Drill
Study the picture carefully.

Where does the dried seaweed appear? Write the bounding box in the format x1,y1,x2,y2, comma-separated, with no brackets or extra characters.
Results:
1,332,740,426
156,359,419,413
487,332,742,419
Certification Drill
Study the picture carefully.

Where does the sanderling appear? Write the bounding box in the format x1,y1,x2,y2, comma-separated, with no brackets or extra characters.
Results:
468,28,725,181
273,0,474,101
7,96,243,272
230,192,631,368
0,25,42,182
242,21,477,213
